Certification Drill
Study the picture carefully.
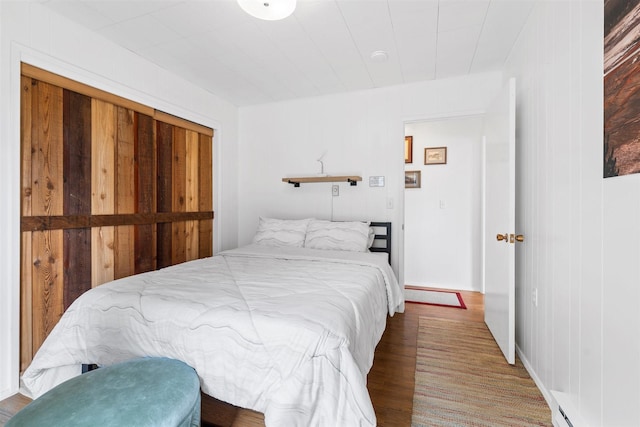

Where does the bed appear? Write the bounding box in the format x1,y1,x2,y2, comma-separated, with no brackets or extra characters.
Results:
21,219,403,426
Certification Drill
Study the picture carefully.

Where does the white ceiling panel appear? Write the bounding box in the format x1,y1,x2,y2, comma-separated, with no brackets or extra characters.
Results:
82,0,181,25
38,0,115,30
187,32,258,70
96,15,181,51
436,24,483,78
332,64,375,92
337,1,404,87
471,1,534,73
39,0,531,106
389,1,439,82
155,39,204,64
437,0,490,32
254,18,337,93
151,2,251,38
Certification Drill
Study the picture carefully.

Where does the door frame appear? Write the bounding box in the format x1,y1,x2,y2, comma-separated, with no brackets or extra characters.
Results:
401,110,487,293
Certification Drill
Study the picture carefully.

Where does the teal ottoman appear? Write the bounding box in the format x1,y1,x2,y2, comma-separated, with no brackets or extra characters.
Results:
9,357,201,427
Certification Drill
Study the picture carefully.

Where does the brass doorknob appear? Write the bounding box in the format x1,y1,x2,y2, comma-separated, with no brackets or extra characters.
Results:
496,233,509,242
515,234,524,242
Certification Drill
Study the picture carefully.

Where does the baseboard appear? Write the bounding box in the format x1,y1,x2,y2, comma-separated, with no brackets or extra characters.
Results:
515,346,584,426
0,382,20,402
515,344,554,410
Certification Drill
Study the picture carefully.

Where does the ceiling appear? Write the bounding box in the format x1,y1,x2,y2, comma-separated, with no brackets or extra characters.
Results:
38,0,534,107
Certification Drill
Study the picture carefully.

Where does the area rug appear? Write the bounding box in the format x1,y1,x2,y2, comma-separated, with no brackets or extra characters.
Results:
412,317,552,426
404,286,466,309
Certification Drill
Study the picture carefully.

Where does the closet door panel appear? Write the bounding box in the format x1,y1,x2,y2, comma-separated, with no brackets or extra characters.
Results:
172,127,187,212
32,78,65,350
114,107,135,279
31,80,64,217
116,106,135,214
62,90,92,309
91,99,116,287
114,225,135,280
20,232,33,372
135,113,157,274
20,76,34,372
21,76,33,217
91,99,115,215
63,229,91,307
185,130,199,262
172,127,187,264
136,112,156,213
135,224,156,274
31,230,65,357
63,90,92,215
199,134,213,257
156,121,173,268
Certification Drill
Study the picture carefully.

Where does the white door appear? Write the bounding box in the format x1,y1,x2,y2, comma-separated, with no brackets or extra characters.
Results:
483,78,517,364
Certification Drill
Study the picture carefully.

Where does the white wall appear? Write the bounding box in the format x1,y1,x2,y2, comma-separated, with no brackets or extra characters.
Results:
404,118,483,291
504,1,640,426
237,72,502,279
0,2,240,399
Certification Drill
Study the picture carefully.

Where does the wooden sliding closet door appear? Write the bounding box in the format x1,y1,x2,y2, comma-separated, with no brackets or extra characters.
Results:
198,133,213,258
155,121,213,268
20,65,214,371
62,90,92,309
20,77,65,368
91,99,116,287
156,121,174,269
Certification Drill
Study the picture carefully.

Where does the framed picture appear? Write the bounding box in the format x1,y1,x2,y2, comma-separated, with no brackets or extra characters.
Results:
604,3,640,177
405,170,421,188
404,136,413,163
425,146,447,165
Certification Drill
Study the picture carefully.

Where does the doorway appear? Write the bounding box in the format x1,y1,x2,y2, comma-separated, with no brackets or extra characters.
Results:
403,116,484,292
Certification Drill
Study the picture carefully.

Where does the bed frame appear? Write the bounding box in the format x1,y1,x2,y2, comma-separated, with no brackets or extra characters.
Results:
80,221,391,376
369,222,391,262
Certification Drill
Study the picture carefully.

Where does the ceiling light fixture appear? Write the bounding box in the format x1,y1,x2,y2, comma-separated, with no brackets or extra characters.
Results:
370,50,389,63
237,0,296,21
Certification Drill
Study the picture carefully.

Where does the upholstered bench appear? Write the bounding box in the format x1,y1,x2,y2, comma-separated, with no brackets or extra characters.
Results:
8,357,201,427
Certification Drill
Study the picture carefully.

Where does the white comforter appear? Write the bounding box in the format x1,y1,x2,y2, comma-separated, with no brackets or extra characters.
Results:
22,245,403,426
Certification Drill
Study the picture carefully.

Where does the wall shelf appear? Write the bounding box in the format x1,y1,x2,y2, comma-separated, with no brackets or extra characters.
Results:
282,175,362,187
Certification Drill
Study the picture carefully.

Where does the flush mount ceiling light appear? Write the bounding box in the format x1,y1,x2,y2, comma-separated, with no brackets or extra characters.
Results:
370,50,389,63
237,0,296,20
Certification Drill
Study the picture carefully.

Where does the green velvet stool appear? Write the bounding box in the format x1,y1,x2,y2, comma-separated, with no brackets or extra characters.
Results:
8,357,201,427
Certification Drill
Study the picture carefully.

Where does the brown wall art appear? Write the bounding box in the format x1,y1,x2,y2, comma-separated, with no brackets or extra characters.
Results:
604,0,640,177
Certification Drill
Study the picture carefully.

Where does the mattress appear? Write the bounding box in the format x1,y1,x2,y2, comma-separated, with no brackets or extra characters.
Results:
21,244,403,426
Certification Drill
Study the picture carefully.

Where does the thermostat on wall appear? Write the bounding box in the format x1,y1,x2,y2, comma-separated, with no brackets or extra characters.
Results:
369,176,385,187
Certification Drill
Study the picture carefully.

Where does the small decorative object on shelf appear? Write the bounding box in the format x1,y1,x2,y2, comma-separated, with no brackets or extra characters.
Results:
282,176,362,187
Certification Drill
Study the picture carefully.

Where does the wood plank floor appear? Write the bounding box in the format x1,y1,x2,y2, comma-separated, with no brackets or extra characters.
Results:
0,289,483,427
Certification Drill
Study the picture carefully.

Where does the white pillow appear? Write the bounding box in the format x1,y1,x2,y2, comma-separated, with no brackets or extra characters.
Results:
252,217,311,248
304,220,371,252
367,227,375,249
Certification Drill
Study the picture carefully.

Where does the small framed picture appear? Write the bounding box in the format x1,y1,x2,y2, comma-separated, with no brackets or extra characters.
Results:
404,136,413,163
405,170,421,188
425,147,447,165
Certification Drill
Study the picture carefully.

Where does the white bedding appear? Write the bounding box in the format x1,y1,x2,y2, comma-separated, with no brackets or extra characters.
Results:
21,244,403,426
